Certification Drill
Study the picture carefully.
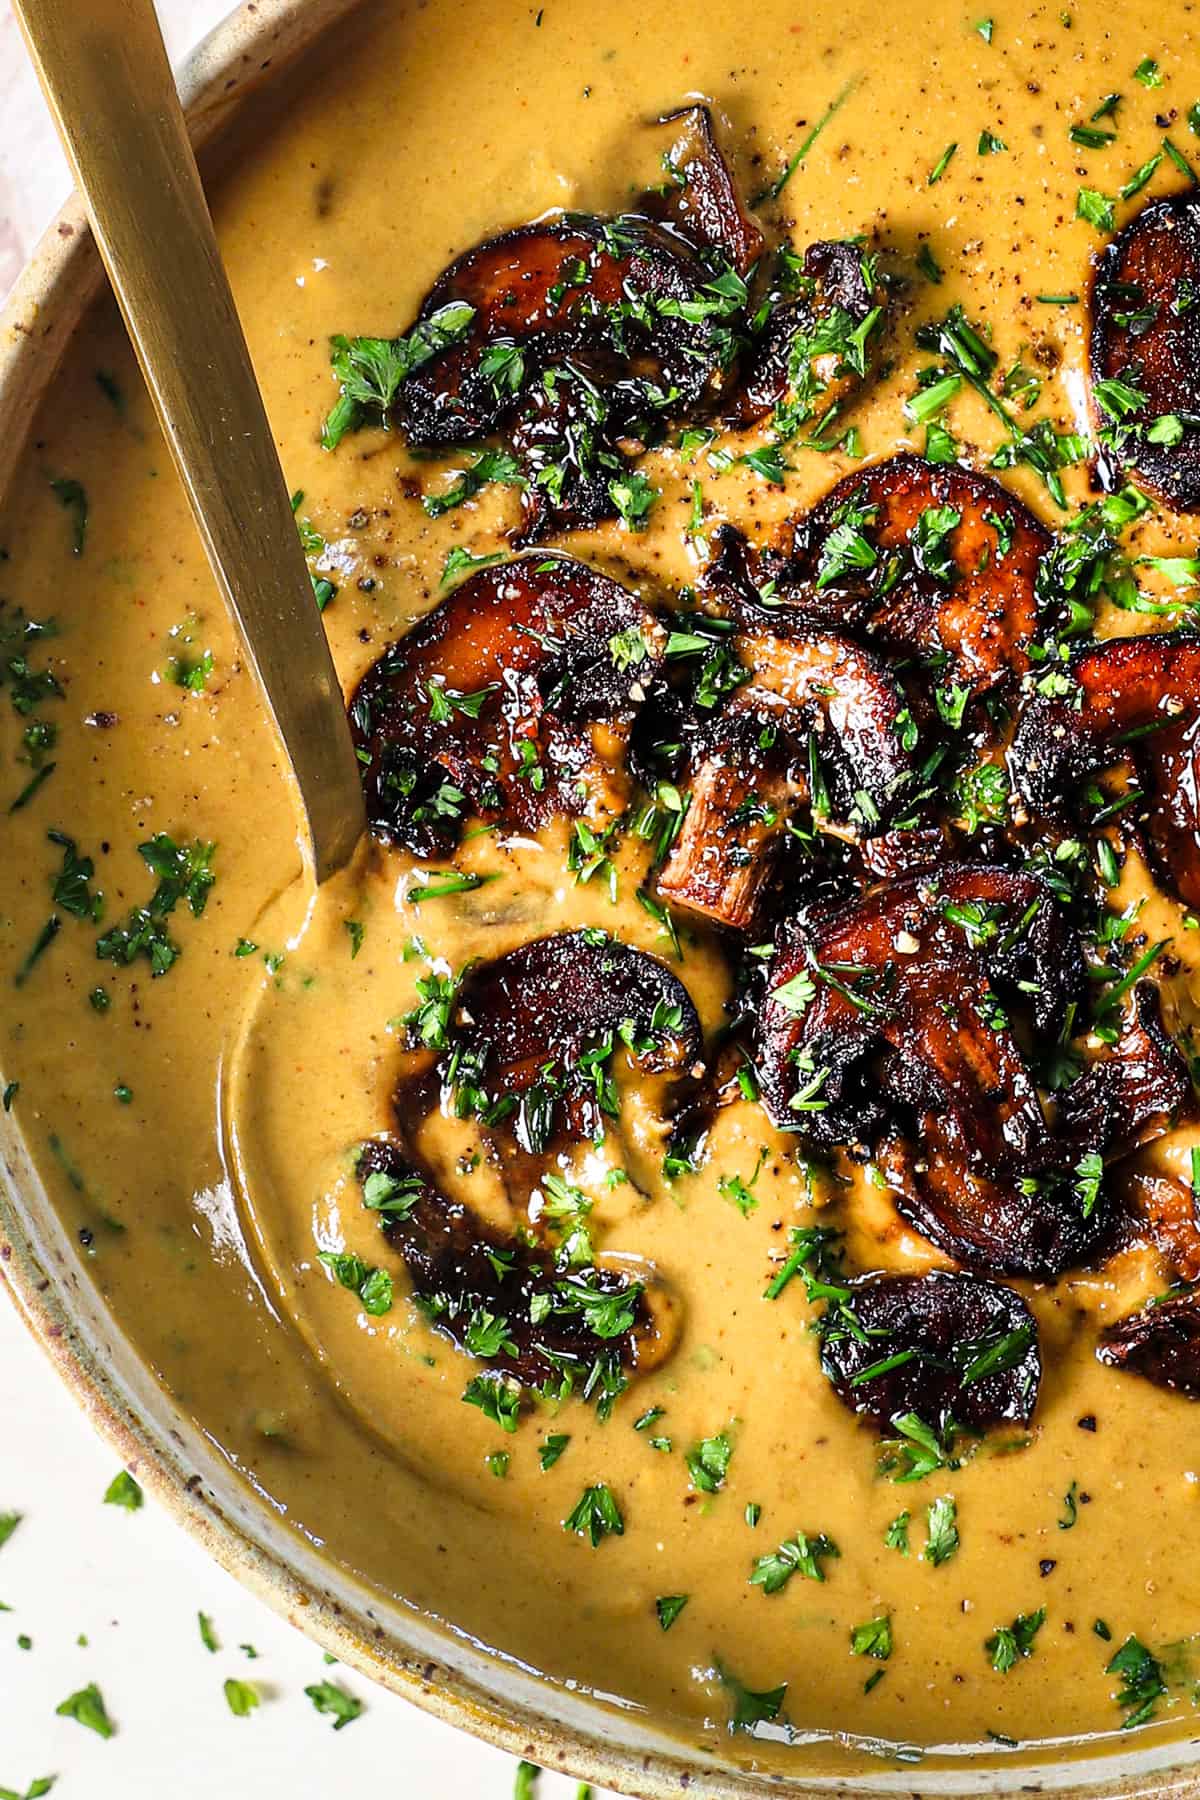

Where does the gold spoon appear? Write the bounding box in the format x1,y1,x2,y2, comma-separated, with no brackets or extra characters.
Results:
12,0,366,883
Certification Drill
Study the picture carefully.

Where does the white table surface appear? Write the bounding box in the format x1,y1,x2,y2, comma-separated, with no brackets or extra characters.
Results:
0,4,615,1794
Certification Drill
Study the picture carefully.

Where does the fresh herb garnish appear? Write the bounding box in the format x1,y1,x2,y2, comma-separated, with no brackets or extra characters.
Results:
685,1431,733,1494
223,1678,261,1718
562,1483,624,1546
656,1594,689,1631
55,1683,115,1738
922,1494,959,1565
754,77,860,203
322,305,475,449
851,1615,893,1660
102,1471,143,1512
317,1250,394,1316
1108,1635,1167,1727
304,1679,364,1729
750,1530,839,1593
987,1607,1047,1672
714,1658,788,1733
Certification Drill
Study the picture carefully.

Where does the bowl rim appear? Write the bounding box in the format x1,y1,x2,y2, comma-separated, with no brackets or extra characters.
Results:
0,5,1198,1796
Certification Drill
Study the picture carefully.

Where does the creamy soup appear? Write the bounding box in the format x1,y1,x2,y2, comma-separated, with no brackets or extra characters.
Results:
6,0,1200,1779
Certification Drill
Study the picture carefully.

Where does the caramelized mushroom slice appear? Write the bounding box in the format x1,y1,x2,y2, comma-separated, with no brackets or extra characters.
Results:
1089,188,1200,511
351,934,701,1403
820,1271,1041,1432
755,865,1106,1278
1120,1169,1200,1282
355,1140,664,1394
655,714,796,932
1057,982,1192,1162
394,206,739,535
348,554,662,852
1010,633,1200,908
657,599,917,931
728,239,885,428
396,931,703,1168
764,454,1050,696
655,105,764,277
1097,1292,1200,1397
397,215,724,446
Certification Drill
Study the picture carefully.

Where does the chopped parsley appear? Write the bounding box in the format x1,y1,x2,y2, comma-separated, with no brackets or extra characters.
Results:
685,1430,733,1494
922,1494,959,1565
95,835,215,977
562,1483,624,1546
987,1607,1047,1672
750,1530,839,1593
714,1658,787,1733
538,1433,570,1471
850,1615,893,1660
405,870,495,904
1076,187,1116,232
463,1372,522,1433
929,142,958,185
223,1678,261,1718
656,1594,689,1631
55,1683,114,1738
317,1250,394,1316
754,77,860,203
304,1678,364,1729
102,1471,143,1512
1108,1635,1167,1727
885,1511,911,1554
322,304,475,449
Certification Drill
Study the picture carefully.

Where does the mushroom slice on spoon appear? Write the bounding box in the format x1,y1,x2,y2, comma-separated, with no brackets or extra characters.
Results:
349,554,662,852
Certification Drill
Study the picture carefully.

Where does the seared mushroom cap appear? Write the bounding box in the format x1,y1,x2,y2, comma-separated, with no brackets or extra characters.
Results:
755,864,1108,1278
727,239,884,427
350,934,702,1397
654,105,764,276
764,453,1050,696
656,530,919,930
349,554,661,853
1089,187,1200,511
355,1140,655,1391
1057,982,1192,1162
820,1270,1041,1432
1120,1168,1200,1283
394,206,739,536
655,712,796,932
1097,1291,1200,1397
1010,632,1200,909
397,214,724,448
398,930,703,1161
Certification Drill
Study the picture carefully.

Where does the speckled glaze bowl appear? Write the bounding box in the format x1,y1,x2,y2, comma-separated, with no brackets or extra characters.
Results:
0,5,1198,1795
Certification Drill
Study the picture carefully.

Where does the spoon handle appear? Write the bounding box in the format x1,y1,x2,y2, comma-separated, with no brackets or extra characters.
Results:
13,0,365,882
